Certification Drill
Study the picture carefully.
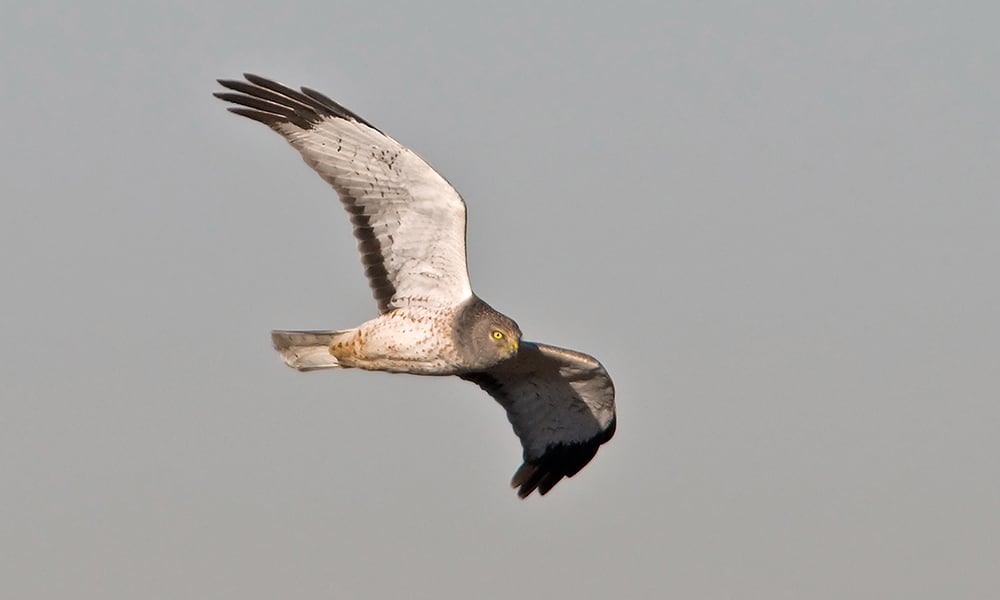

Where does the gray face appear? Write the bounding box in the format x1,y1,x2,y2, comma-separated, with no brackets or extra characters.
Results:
453,297,522,370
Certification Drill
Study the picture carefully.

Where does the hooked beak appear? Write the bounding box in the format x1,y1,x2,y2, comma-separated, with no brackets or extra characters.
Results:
509,338,519,354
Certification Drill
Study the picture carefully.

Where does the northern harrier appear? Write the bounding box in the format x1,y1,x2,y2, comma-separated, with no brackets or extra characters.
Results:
215,74,616,497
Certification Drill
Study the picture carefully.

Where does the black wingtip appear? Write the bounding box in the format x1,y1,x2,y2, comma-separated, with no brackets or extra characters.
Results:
511,463,538,498
243,72,271,86
510,417,616,498
215,73,382,133
225,107,284,127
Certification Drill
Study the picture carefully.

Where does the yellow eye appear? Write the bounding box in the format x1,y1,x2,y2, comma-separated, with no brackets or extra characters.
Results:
492,330,504,340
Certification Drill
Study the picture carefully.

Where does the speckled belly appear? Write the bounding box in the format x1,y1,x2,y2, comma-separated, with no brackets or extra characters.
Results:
328,306,462,374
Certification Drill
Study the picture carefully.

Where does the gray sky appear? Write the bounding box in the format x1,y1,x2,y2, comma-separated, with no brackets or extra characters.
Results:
3,1,999,598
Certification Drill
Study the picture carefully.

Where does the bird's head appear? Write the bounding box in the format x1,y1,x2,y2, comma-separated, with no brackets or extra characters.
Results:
487,318,521,359
455,297,523,369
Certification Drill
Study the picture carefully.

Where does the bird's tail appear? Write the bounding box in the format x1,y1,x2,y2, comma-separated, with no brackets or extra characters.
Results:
271,329,355,371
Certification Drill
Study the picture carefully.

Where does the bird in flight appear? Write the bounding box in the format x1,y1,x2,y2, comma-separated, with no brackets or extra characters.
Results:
215,74,616,497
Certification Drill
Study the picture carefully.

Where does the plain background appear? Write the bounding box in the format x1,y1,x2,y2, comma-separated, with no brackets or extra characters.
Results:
3,1,998,598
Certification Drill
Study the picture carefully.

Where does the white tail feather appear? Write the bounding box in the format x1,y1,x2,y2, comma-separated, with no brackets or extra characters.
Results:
271,329,354,371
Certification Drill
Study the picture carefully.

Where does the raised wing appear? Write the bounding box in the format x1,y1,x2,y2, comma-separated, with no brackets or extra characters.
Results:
215,74,473,313
462,342,616,498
